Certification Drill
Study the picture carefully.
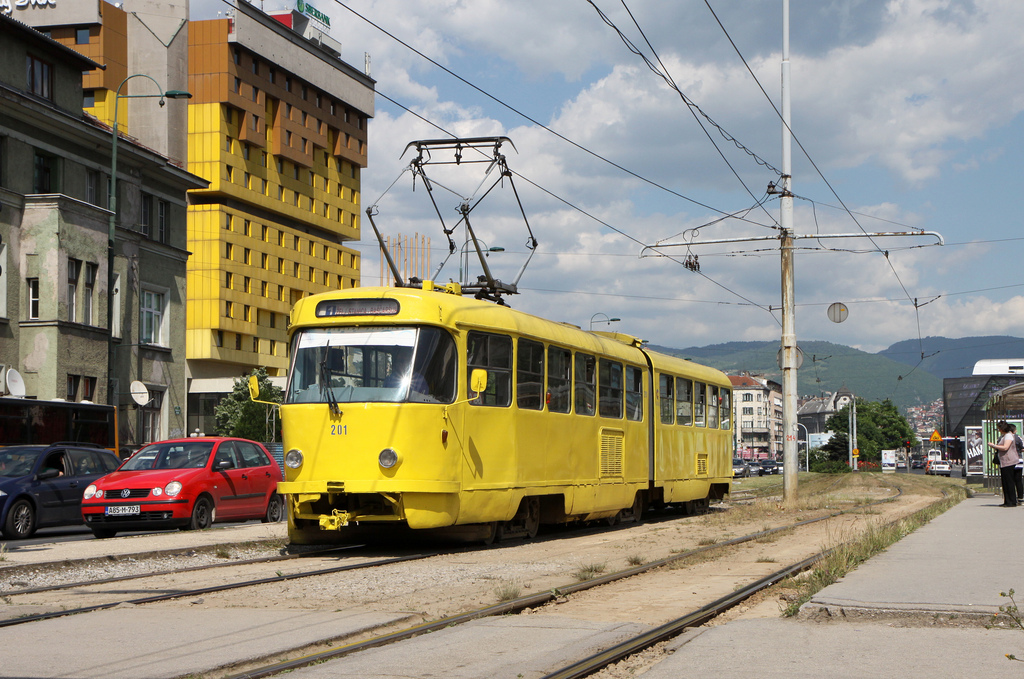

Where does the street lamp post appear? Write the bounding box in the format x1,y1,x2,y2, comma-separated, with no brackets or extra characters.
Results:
106,75,191,408
459,239,504,286
589,313,621,331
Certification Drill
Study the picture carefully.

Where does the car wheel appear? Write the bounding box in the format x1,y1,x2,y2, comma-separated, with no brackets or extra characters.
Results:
91,528,117,539
262,494,284,523
188,496,215,531
2,499,36,539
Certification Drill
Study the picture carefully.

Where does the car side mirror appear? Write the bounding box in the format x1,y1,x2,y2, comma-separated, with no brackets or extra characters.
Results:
217,459,234,470
36,468,60,480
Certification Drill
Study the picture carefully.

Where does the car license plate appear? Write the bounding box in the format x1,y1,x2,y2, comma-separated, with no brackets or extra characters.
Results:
105,505,140,516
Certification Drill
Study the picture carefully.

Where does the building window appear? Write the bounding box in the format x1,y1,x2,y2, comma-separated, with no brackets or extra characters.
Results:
83,376,96,401
251,86,259,103
142,389,163,442
86,170,100,205
33,152,57,193
26,55,52,100
252,58,259,75
157,200,168,243
67,374,81,401
233,77,241,94
233,49,241,65
76,27,90,44
27,278,40,320
83,263,96,325
141,194,153,237
83,90,95,108
67,258,80,323
140,289,165,345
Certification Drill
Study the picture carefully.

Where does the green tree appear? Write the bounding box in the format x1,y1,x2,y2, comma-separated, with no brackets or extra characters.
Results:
214,368,283,442
819,398,916,464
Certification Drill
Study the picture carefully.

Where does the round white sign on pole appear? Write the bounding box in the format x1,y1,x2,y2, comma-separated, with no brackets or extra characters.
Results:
130,380,150,406
827,302,849,323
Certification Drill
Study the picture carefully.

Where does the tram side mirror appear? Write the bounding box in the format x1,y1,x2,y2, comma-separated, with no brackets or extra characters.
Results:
470,369,488,395
248,375,260,401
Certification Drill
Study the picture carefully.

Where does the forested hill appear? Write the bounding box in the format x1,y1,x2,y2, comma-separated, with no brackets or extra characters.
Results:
650,336,1024,410
647,340,938,411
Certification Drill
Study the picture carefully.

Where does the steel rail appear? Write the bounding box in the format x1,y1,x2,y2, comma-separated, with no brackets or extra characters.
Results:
0,551,437,629
0,543,364,597
221,485,903,679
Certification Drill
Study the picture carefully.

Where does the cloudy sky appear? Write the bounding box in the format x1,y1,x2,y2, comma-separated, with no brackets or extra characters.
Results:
237,0,1024,355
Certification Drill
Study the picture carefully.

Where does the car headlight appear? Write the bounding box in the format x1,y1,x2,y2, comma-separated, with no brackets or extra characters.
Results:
0,489,7,498
378,448,400,469
165,481,182,497
152,487,163,497
285,448,304,469
84,484,97,500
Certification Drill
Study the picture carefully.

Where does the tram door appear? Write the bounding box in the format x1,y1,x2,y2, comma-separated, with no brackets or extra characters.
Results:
461,332,516,518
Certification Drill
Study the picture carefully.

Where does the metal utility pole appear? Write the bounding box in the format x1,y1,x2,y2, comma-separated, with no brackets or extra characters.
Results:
779,0,798,506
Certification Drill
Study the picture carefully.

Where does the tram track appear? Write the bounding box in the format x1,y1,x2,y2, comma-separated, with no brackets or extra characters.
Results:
213,482,909,679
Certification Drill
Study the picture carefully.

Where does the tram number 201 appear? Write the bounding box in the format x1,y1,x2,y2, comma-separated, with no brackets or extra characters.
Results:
329,425,348,436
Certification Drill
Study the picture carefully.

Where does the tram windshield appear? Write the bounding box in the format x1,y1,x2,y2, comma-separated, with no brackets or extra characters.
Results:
287,326,458,405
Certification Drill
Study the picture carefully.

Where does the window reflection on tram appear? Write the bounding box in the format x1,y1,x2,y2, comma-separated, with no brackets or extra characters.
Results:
287,326,458,404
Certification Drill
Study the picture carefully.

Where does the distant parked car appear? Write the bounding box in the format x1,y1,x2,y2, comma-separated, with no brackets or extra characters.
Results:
732,458,750,478
81,437,284,539
0,443,121,539
758,459,778,476
747,460,761,476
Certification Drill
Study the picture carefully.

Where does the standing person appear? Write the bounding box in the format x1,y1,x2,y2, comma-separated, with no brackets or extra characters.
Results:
988,420,1021,507
1013,424,1024,505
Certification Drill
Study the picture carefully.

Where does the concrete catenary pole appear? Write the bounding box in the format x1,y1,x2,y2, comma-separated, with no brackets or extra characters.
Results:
780,0,799,506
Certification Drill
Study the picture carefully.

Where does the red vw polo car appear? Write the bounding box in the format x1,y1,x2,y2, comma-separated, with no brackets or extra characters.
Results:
81,437,284,539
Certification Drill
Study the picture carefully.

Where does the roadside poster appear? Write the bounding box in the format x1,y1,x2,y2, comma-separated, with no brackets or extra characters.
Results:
965,426,983,476
881,449,896,473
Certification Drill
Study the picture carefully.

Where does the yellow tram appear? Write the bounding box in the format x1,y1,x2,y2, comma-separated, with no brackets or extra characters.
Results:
274,283,733,544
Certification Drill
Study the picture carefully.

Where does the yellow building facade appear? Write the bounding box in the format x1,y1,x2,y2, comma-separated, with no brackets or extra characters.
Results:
186,8,372,386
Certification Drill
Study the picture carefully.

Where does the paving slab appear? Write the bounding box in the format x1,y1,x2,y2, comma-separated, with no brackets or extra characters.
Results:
0,607,408,679
639,618,1021,678
802,493,1022,621
283,615,650,679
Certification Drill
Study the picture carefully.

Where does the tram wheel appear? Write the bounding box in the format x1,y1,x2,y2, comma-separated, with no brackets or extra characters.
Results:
524,497,541,539
481,522,499,545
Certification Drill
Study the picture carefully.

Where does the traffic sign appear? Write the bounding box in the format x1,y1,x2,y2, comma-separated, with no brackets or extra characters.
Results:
929,430,942,443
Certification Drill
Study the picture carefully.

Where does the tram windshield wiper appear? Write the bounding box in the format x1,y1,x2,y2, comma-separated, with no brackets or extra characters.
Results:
319,344,342,416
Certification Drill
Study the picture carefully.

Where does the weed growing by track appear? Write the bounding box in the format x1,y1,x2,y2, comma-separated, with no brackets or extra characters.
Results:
494,580,522,602
626,554,645,566
781,482,968,617
574,563,608,581
0,543,7,562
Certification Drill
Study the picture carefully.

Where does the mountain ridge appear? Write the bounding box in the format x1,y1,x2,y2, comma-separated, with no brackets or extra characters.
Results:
648,335,1024,411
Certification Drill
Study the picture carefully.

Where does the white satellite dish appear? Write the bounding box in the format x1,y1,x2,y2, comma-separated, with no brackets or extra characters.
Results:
130,380,150,406
6,368,26,398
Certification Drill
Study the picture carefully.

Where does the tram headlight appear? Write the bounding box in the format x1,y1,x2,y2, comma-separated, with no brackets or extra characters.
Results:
378,448,400,469
165,481,182,497
285,448,304,469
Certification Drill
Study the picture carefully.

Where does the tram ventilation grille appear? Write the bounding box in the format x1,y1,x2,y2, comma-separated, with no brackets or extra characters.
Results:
697,453,709,476
327,482,345,492
600,430,624,478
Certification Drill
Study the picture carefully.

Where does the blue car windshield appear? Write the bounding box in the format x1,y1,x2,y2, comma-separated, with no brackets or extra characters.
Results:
0,447,42,477
120,442,214,471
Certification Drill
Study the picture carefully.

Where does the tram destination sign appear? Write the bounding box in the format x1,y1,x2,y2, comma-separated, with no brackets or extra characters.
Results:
316,298,400,318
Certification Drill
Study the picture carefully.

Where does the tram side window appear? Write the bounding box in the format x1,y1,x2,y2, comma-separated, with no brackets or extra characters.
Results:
575,353,596,416
517,339,545,410
547,346,571,414
676,377,693,426
720,388,732,429
599,359,623,419
694,382,707,427
467,331,512,407
659,374,674,424
708,385,719,428
625,366,643,421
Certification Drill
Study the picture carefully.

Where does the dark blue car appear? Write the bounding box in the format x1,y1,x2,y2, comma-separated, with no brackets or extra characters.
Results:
0,443,120,539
